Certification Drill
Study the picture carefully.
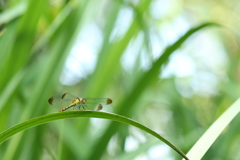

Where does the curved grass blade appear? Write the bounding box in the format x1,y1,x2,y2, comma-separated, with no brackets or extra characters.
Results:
0,111,189,160
185,98,240,160
90,22,220,159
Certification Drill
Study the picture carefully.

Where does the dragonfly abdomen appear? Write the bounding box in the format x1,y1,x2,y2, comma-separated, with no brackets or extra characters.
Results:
58,104,75,112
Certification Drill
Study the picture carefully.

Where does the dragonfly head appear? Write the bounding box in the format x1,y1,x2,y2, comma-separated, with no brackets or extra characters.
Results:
81,98,87,104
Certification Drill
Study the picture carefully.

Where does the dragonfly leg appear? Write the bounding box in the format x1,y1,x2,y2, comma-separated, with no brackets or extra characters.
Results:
72,105,80,110
77,105,81,110
83,104,89,110
81,105,86,110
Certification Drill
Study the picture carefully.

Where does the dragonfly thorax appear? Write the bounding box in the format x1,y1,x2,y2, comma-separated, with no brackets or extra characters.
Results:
71,98,86,105
71,98,80,105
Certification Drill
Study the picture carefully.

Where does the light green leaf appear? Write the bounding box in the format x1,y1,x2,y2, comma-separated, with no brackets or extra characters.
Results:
186,98,240,160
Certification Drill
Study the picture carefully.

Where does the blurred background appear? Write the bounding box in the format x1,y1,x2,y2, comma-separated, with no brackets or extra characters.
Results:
0,0,240,159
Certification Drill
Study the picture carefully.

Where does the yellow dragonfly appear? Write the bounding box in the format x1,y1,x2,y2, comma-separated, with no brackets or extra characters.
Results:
48,93,112,112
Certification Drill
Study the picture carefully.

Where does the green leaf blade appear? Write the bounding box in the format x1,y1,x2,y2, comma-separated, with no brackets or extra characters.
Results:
0,111,189,160
186,98,240,160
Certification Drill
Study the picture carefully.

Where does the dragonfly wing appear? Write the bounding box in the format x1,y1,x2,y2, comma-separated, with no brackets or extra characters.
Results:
61,92,78,100
48,97,73,109
85,98,112,105
48,93,112,111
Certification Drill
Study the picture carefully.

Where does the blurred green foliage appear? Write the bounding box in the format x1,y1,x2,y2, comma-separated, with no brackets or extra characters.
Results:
0,0,240,160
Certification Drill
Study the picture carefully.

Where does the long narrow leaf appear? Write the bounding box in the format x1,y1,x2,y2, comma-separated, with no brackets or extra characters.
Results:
185,98,240,160
0,111,189,160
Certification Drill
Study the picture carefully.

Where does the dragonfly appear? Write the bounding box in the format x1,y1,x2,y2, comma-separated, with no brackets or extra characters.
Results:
48,93,112,112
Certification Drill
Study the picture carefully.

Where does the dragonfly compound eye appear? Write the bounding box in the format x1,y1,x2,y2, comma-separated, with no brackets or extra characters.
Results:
82,98,87,104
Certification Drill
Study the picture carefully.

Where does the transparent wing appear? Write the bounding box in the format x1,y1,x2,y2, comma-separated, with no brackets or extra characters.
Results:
48,93,112,111
85,98,112,105
61,92,78,100
61,93,112,105
81,98,112,111
48,96,74,109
